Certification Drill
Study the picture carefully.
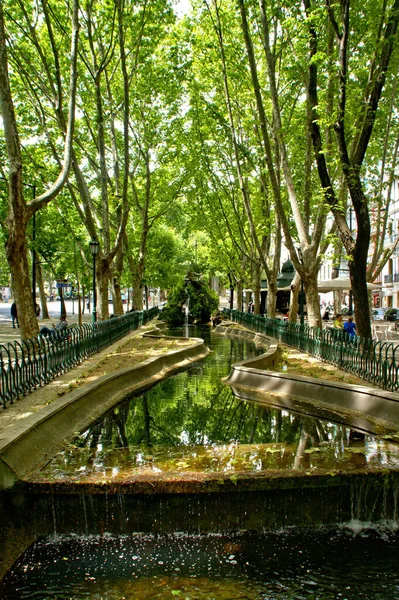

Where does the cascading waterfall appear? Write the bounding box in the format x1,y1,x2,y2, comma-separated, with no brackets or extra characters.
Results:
349,475,399,527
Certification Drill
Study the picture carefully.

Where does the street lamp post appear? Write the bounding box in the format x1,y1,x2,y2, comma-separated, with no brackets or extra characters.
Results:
297,248,305,327
31,185,37,310
89,240,99,322
348,207,353,316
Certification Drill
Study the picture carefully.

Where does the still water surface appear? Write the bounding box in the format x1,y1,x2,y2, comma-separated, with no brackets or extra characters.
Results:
32,325,399,482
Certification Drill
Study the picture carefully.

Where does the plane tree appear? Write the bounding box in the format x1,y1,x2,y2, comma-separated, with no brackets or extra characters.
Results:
182,4,283,316
0,0,79,339
98,0,187,312
302,0,399,337
233,0,338,327
4,0,184,321
194,0,399,335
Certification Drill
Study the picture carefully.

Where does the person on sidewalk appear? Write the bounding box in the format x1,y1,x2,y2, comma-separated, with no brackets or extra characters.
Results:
10,302,18,328
333,314,343,328
344,315,357,338
40,314,69,340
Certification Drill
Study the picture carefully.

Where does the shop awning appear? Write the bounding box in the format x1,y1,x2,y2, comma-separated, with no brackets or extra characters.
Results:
316,278,381,292
281,278,381,293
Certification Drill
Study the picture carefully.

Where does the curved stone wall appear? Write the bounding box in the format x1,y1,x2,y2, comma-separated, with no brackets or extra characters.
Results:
216,325,399,434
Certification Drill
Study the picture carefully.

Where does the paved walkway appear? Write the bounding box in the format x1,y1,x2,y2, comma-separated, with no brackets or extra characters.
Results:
0,311,93,346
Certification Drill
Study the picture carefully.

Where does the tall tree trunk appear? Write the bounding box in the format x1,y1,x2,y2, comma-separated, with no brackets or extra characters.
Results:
350,226,371,338
228,272,235,310
132,263,144,311
111,239,124,315
267,281,278,319
7,226,38,337
130,211,150,311
289,273,300,324
238,0,324,327
303,271,321,327
237,279,243,312
111,277,124,316
36,255,49,319
97,257,111,320
59,287,66,318
253,261,261,314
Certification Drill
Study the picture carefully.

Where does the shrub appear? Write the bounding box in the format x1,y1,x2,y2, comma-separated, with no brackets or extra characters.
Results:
162,276,219,325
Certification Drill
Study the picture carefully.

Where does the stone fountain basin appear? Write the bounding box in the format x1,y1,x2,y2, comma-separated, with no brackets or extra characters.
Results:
16,324,399,531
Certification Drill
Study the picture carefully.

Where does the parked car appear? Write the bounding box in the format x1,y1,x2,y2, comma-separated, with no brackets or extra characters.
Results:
108,293,127,304
383,308,399,322
372,308,386,321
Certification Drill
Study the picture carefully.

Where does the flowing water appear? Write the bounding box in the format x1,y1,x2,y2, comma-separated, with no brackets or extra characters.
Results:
3,325,399,598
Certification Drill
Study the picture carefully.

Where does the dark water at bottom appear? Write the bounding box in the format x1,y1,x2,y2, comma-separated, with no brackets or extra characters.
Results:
2,527,399,599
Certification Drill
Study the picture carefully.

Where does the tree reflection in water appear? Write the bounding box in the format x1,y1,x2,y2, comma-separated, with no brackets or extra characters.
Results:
43,387,395,480
37,326,399,480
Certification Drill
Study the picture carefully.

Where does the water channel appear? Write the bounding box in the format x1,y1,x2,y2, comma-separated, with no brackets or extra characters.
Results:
2,325,399,598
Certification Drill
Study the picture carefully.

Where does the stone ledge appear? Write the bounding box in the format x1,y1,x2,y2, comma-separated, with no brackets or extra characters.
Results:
213,325,278,368
224,355,399,427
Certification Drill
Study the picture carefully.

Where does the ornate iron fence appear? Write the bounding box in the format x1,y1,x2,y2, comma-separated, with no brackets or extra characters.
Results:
0,308,159,409
223,309,399,392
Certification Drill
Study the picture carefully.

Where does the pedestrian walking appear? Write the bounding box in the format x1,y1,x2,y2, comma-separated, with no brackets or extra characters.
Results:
10,302,18,328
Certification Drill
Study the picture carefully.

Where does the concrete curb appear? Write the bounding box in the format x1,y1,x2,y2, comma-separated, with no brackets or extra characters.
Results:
0,334,209,489
216,324,399,432
214,325,278,368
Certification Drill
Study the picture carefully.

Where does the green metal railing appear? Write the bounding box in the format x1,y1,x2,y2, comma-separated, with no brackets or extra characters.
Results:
0,307,159,409
223,309,399,393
